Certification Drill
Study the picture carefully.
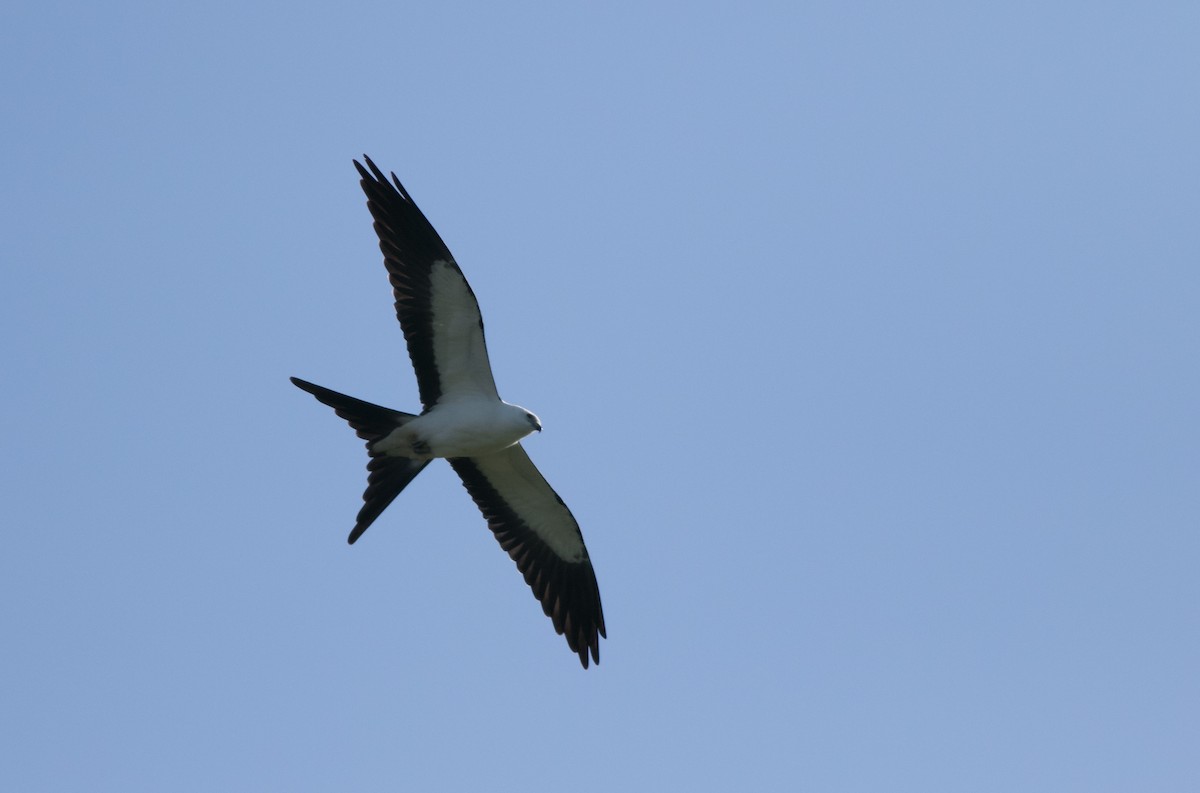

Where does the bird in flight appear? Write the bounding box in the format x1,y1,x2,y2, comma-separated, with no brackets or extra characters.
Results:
291,156,605,667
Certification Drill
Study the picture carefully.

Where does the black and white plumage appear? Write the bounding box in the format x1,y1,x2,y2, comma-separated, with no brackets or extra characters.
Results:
292,157,605,667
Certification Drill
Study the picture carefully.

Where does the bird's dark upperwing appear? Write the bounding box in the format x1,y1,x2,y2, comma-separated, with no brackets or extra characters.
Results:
355,157,500,410
449,447,606,668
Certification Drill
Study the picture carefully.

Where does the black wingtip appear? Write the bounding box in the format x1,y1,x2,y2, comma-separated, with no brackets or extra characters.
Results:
356,154,388,185
576,633,601,669
355,154,417,205
291,374,319,393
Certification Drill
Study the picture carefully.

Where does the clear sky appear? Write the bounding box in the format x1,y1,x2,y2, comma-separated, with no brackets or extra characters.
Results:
3,2,1198,791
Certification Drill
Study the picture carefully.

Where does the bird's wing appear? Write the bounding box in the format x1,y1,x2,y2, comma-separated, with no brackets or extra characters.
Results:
449,447,606,667
355,156,499,410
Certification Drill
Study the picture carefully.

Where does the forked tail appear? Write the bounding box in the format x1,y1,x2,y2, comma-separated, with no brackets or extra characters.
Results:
290,377,431,543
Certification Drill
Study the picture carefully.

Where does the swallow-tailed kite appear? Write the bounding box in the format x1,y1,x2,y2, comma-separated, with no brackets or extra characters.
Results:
291,157,605,667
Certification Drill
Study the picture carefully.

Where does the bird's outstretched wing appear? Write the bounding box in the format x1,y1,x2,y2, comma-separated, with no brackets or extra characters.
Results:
449,447,606,668
355,157,499,410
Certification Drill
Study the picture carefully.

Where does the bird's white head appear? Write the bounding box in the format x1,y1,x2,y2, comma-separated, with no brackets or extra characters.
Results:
500,401,541,438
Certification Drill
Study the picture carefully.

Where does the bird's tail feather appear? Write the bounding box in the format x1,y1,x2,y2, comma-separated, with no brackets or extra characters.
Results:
290,377,430,544
290,376,417,438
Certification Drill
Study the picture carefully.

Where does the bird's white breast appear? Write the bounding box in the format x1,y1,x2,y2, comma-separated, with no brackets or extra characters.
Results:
375,397,536,459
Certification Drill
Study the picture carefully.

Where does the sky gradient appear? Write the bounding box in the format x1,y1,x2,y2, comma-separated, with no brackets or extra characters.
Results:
3,2,1198,791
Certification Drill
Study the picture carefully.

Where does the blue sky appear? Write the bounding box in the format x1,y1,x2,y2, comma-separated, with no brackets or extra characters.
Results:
3,2,1198,790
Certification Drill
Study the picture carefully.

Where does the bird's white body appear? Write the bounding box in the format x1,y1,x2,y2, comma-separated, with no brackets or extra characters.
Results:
375,398,540,460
